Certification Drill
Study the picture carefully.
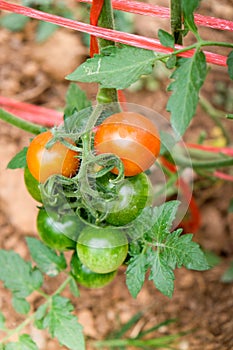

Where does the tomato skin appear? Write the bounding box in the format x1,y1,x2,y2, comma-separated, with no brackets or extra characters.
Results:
24,166,42,202
37,208,83,251
94,112,160,176
26,130,79,183
70,252,117,289
97,172,152,226
77,226,128,274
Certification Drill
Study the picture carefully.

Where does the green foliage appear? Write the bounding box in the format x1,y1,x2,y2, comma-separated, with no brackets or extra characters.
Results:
0,14,30,32
38,295,85,350
64,83,91,117
36,21,58,42
181,0,200,34
227,51,233,80
26,237,67,277
167,51,207,136
126,201,209,298
66,46,156,89
0,250,43,299
221,261,233,283
3,334,38,350
7,147,28,169
158,29,175,48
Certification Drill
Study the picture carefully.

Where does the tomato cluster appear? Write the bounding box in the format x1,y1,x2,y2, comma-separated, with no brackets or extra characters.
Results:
25,111,160,288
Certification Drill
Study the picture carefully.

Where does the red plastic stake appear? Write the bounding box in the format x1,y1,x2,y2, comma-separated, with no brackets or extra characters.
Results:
90,0,104,57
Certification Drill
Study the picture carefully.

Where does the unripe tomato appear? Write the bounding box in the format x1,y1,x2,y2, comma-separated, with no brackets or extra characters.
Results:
24,166,42,202
26,130,79,183
77,226,128,274
70,252,117,289
97,172,152,226
94,112,160,176
37,208,82,251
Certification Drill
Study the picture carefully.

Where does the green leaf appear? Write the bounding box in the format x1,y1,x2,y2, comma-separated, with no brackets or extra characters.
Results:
228,198,233,212
204,250,221,268
181,0,200,34
158,29,175,48
227,114,233,120
12,296,30,315
166,55,177,69
36,21,58,42
64,83,91,117
69,276,80,297
126,254,148,298
0,250,43,298
0,311,5,330
0,13,30,32
164,231,209,270
5,334,38,350
42,295,85,350
149,250,175,298
227,51,233,80
66,46,156,89
26,237,67,277
7,147,28,169
167,51,207,136
221,261,233,283
34,303,48,330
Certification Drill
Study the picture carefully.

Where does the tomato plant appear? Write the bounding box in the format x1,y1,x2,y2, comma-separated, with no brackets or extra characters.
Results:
77,225,128,273
37,208,82,251
94,112,161,176
97,172,152,226
26,130,79,183
70,252,117,288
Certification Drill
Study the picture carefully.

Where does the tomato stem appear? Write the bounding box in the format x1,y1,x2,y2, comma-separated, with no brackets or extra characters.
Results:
0,108,44,134
170,0,183,45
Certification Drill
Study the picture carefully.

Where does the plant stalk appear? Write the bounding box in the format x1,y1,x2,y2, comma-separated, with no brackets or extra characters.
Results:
0,109,44,134
170,0,183,45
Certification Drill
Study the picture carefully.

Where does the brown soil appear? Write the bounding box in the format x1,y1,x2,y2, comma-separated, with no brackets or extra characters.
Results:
0,1,233,349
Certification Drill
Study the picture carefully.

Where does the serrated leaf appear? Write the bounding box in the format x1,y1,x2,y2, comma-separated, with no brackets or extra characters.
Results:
5,334,38,350
126,254,148,298
64,83,91,117
167,51,207,136
166,55,177,69
43,295,85,350
0,13,30,32
7,147,28,169
0,250,43,298
34,303,48,330
12,296,30,315
149,250,175,298
181,0,200,34
148,201,180,241
66,46,156,89
227,51,233,80
69,276,80,297
0,311,5,330
36,21,58,42
158,29,174,48
164,231,209,270
26,237,67,277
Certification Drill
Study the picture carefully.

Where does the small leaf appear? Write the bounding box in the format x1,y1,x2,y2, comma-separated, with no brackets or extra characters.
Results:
36,21,58,42
66,46,156,89
5,334,38,350
0,250,43,298
7,147,28,169
0,13,29,32
166,55,177,69
43,295,85,350
227,51,233,80
167,51,207,136
26,237,67,277
221,262,233,283
12,296,30,315
126,254,148,298
181,0,200,34
0,311,5,330
34,304,48,330
227,114,233,120
64,83,91,117
149,250,175,298
158,29,175,48
69,276,80,297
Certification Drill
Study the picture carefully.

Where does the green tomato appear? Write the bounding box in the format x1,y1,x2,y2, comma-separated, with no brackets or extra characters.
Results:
97,172,152,226
37,208,83,251
77,226,128,274
70,252,117,289
24,166,42,202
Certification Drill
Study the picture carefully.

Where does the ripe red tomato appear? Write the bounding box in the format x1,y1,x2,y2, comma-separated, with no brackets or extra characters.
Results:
94,112,160,176
26,130,79,183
